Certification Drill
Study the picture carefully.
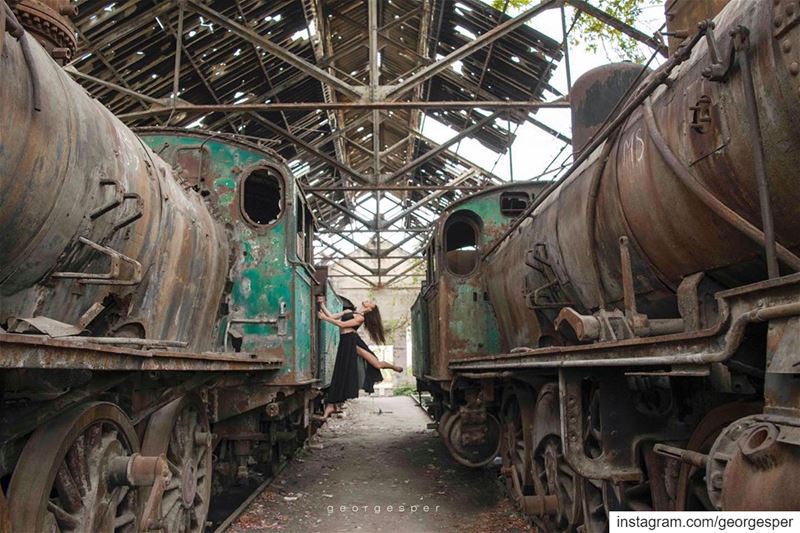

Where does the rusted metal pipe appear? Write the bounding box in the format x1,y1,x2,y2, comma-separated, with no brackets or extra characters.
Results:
735,28,779,278
3,2,40,111
653,443,707,468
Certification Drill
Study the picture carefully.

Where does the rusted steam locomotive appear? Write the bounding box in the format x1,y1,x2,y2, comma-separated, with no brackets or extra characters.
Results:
413,0,800,529
0,2,343,531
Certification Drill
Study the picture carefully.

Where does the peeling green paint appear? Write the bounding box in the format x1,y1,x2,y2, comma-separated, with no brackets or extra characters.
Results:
214,177,236,189
218,192,234,207
139,131,320,381
411,183,545,379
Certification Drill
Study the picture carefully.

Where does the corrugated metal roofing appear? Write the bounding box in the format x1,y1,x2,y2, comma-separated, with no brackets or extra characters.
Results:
67,0,564,283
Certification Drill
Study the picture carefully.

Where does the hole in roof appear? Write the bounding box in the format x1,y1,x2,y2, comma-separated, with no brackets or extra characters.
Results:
454,25,476,40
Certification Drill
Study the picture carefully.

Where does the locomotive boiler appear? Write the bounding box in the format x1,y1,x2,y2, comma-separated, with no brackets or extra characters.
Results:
0,4,342,531
414,0,800,529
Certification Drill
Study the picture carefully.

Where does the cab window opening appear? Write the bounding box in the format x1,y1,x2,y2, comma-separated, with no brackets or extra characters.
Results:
500,191,530,216
444,214,481,276
241,168,282,226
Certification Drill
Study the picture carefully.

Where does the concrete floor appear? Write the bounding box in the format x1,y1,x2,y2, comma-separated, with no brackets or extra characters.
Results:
230,396,532,533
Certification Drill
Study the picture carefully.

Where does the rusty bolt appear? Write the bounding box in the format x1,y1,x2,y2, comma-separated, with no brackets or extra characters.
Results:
194,431,212,447
60,4,79,16
51,47,70,59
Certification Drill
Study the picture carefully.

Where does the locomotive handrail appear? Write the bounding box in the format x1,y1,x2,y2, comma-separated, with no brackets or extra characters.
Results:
51,236,143,285
480,23,710,262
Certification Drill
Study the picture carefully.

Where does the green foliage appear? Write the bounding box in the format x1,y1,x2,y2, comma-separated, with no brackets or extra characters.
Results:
570,0,657,63
393,383,417,396
490,0,658,63
491,0,537,9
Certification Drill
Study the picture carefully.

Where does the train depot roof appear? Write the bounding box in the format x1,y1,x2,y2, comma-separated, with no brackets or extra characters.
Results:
66,0,657,286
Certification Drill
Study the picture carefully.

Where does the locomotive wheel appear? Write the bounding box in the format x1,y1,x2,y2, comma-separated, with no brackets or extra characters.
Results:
142,394,212,532
579,384,653,532
500,387,536,509
675,402,761,511
533,437,582,532
444,411,502,468
438,409,453,436
582,478,653,533
531,384,582,531
582,478,615,533
8,402,140,532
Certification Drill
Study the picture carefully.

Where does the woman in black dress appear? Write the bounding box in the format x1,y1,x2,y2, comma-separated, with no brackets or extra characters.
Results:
317,297,402,418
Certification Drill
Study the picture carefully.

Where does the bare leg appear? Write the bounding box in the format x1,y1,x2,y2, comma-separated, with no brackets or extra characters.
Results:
356,346,403,372
323,403,336,418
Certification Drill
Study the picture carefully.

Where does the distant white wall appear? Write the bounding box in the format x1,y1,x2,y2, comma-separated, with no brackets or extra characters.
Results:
327,250,423,390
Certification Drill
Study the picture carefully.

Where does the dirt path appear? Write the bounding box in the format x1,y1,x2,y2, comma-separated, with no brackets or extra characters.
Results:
229,396,532,533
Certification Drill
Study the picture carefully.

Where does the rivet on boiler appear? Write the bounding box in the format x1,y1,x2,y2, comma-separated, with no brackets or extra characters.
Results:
790,62,800,75
784,39,793,53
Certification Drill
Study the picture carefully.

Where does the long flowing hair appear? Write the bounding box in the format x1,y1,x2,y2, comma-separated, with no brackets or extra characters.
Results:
363,305,386,344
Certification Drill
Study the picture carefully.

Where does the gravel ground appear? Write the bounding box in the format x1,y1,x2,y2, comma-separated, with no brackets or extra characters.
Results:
229,395,533,533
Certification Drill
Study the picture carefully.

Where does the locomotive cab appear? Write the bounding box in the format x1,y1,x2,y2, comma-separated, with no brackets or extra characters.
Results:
137,130,324,384
412,184,546,420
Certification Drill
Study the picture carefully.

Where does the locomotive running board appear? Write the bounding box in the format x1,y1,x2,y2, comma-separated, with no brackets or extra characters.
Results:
450,272,800,371
0,333,284,372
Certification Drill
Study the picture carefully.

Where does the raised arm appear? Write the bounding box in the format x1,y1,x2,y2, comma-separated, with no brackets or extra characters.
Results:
318,312,364,329
316,296,347,319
